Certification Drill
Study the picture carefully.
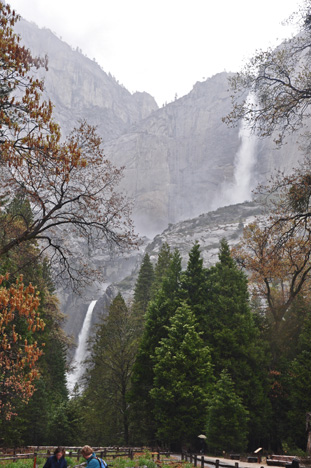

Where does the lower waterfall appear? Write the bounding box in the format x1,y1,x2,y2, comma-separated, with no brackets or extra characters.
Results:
66,299,97,395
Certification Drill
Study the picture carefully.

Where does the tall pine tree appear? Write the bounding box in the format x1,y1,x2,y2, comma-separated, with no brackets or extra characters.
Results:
130,250,183,443
287,306,311,450
181,242,208,328
83,293,138,445
150,302,213,449
150,243,173,298
132,253,154,332
204,239,270,449
206,370,249,454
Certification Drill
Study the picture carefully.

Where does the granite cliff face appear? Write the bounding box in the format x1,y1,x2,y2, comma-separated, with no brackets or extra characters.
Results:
105,74,242,235
12,18,307,347
105,76,304,236
15,19,304,239
14,20,158,142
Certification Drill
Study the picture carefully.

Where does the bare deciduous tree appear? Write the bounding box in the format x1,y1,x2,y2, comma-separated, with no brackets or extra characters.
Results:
0,3,137,288
224,1,311,145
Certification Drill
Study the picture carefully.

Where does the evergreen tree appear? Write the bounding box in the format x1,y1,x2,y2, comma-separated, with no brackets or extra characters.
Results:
181,242,208,328
47,400,72,445
130,250,183,443
205,239,253,375
150,242,173,298
204,239,270,448
140,250,183,360
287,307,311,450
132,253,154,331
1,287,70,445
150,302,213,449
83,293,138,445
20,378,50,445
206,370,249,454
0,290,70,445
62,393,85,446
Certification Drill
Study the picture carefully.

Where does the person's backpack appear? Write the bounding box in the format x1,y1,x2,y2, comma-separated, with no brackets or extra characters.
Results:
96,457,108,468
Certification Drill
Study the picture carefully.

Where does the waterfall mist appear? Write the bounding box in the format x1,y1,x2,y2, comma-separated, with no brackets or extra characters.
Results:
66,299,97,394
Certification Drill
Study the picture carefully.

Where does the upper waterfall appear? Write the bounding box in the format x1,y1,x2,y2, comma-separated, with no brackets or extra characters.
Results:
217,92,258,207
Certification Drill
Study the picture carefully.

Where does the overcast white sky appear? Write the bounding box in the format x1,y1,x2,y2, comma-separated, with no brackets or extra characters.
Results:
8,0,302,106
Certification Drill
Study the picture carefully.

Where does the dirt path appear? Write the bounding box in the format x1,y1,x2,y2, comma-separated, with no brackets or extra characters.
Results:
202,457,269,468
171,454,269,468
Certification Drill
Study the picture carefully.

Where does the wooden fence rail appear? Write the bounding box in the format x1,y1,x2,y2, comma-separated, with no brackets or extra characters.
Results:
0,447,139,464
181,453,266,468
0,448,170,465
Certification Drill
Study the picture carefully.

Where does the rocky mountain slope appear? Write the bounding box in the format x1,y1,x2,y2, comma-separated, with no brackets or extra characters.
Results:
62,198,263,345
89,200,263,331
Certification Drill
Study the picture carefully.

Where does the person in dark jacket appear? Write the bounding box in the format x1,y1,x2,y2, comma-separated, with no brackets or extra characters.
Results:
43,447,67,468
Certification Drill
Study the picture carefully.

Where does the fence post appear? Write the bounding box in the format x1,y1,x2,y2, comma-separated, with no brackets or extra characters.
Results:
194,455,197,467
77,449,80,461
235,463,239,468
190,453,193,463
157,451,160,461
33,453,37,468
216,460,220,468
201,456,204,468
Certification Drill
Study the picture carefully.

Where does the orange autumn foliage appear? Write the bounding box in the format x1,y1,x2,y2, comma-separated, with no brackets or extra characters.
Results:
0,2,53,154
0,274,45,420
232,220,311,328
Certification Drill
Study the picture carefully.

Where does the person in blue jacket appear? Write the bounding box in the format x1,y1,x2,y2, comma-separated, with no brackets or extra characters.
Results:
81,445,101,468
43,447,67,468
